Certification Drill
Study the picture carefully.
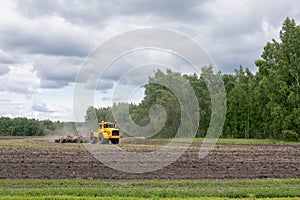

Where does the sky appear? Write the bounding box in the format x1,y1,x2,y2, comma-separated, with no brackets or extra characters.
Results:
0,0,300,121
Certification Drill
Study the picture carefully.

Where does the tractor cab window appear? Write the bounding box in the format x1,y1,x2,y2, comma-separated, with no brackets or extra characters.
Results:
108,124,115,128
103,123,115,128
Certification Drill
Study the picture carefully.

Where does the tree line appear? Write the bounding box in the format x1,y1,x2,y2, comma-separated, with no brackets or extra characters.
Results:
86,17,299,140
0,117,76,136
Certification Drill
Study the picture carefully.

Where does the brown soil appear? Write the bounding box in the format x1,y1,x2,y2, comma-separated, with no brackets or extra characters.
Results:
0,138,299,180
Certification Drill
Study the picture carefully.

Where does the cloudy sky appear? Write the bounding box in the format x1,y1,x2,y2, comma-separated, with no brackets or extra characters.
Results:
0,0,299,121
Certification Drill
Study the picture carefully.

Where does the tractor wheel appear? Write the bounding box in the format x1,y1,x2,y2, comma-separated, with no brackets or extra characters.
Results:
98,133,109,144
90,134,96,144
111,139,119,145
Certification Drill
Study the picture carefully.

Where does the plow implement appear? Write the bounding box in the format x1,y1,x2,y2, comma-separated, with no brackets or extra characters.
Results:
54,135,88,143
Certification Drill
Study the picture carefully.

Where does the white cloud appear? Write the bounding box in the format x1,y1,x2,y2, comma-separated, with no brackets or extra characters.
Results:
32,54,82,88
0,15,96,57
0,64,10,75
0,49,17,64
0,65,40,94
32,102,55,113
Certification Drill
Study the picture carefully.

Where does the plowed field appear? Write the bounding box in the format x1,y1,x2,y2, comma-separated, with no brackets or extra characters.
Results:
0,137,299,180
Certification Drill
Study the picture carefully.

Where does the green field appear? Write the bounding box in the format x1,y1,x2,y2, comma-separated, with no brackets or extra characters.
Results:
0,179,299,199
175,138,298,144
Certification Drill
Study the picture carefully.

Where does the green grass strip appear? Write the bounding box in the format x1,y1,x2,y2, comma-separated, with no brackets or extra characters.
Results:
0,179,299,198
159,137,299,144
0,197,299,200
0,179,299,189
0,187,299,198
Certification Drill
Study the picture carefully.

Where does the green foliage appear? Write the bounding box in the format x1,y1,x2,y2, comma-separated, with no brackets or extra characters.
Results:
282,130,299,141
223,66,257,138
255,17,300,140
0,117,76,136
0,117,43,136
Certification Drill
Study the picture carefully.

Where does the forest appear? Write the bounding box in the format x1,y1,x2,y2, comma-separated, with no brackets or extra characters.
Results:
0,18,299,140
0,117,76,137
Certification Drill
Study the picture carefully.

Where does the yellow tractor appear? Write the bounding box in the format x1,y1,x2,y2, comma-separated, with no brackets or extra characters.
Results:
89,121,121,144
